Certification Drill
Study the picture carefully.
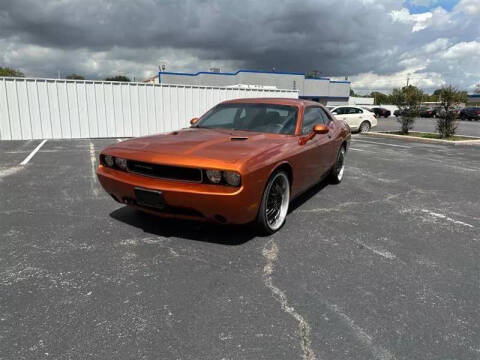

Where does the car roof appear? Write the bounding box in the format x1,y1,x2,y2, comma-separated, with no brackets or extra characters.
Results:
221,97,322,108
332,105,362,108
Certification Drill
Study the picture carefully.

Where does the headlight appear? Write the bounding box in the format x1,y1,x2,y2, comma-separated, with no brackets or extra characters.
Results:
104,155,114,167
205,169,222,183
223,171,241,187
115,157,128,170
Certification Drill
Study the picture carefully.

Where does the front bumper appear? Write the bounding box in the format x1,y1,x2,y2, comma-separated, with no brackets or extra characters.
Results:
96,165,262,224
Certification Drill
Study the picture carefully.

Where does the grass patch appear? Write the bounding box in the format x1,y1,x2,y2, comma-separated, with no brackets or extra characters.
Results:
385,131,476,141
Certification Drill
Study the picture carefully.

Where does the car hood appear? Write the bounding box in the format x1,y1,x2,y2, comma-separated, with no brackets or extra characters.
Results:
108,128,290,166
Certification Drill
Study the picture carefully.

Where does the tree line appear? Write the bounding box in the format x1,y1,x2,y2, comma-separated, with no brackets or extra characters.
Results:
350,87,469,105
0,66,131,82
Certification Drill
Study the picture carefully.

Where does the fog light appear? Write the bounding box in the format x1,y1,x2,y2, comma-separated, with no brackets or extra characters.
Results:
115,157,127,170
104,155,114,167
223,171,241,186
206,169,222,183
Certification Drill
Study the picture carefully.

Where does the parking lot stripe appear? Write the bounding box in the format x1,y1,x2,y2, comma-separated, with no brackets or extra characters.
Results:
421,209,474,228
354,139,410,148
20,140,47,165
89,142,99,196
349,148,368,152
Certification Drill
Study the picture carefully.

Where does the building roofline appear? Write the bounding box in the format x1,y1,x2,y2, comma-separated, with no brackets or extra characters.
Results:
158,69,351,84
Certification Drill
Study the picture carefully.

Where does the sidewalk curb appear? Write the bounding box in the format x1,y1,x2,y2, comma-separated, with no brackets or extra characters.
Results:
362,132,480,146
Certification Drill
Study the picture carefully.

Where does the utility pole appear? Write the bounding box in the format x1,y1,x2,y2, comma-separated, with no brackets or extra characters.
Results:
406,73,410,87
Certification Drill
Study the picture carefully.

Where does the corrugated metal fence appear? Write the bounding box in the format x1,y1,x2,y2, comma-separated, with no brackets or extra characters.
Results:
0,77,298,140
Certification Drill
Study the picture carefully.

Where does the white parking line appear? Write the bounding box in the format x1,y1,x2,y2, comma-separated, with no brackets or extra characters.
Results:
421,209,474,228
349,148,368,152
354,139,410,148
20,140,47,165
89,142,99,197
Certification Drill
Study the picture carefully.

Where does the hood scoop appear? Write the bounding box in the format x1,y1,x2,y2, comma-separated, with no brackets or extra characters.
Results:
230,136,248,141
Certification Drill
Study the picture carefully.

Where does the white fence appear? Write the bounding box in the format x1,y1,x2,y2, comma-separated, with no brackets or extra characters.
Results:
0,77,298,140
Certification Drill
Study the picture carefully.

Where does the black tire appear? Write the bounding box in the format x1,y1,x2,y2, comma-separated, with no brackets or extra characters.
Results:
257,171,290,235
329,146,346,184
359,121,371,133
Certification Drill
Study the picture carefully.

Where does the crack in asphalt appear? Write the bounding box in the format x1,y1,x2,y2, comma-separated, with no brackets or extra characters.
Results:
262,240,317,360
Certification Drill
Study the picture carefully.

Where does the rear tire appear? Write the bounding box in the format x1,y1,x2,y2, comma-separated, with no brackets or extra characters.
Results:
257,171,290,235
329,147,346,184
359,121,371,133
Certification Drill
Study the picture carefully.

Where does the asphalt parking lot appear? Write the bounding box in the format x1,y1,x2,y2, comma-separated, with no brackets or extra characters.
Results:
1,136,480,360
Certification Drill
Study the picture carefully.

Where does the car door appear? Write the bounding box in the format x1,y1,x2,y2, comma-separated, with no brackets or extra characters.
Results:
294,107,333,191
349,107,366,129
319,107,340,169
333,107,356,129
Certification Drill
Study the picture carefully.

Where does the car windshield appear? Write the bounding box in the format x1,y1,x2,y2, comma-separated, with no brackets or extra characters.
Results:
196,103,298,135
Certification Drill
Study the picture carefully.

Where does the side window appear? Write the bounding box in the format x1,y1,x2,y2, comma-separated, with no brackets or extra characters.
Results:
319,108,330,124
302,107,322,134
333,107,343,115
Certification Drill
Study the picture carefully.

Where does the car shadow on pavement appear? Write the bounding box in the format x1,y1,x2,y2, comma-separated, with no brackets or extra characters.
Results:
110,207,256,245
288,179,329,214
110,179,328,245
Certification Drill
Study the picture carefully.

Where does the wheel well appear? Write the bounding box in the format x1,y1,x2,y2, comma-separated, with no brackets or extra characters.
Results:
275,163,293,189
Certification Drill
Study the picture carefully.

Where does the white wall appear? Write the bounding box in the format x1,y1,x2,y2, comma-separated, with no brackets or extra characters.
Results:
0,77,298,140
348,97,375,105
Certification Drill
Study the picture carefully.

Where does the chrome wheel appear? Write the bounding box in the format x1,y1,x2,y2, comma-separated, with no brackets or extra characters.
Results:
265,172,290,231
359,121,371,133
336,148,345,181
330,147,346,184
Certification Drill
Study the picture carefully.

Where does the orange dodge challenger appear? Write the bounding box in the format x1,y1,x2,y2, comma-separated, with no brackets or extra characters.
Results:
97,98,351,234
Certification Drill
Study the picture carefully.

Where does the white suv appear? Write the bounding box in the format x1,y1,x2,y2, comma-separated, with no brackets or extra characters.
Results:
329,106,377,133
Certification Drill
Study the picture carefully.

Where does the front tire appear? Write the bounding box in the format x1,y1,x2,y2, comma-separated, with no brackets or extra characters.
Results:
329,147,346,184
359,121,371,133
257,171,290,235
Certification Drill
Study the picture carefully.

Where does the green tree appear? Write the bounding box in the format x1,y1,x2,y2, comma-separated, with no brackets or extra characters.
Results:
104,75,131,82
435,85,467,138
390,85,423,134
0,66,24,77
370,91,389,105
349,88,356,97
66,73,85,80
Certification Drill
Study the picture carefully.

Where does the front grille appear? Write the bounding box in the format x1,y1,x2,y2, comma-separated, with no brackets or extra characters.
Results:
127,160,202,183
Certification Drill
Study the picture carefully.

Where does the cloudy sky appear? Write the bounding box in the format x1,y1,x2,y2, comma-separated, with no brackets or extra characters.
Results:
0,0,478,93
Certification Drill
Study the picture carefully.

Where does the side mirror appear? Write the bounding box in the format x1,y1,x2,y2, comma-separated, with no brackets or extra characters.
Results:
190,117,199,126
313,124,329,134
299,124,329,145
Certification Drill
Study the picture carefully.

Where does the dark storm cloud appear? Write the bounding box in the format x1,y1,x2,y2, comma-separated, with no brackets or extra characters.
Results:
0,0,478,91
0,0,411,76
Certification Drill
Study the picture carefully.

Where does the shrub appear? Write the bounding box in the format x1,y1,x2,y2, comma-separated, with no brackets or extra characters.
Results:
391,86,423,135
436,85,467,138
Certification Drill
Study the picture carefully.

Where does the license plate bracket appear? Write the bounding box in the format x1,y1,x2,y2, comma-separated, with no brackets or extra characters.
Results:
134,187,165,209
